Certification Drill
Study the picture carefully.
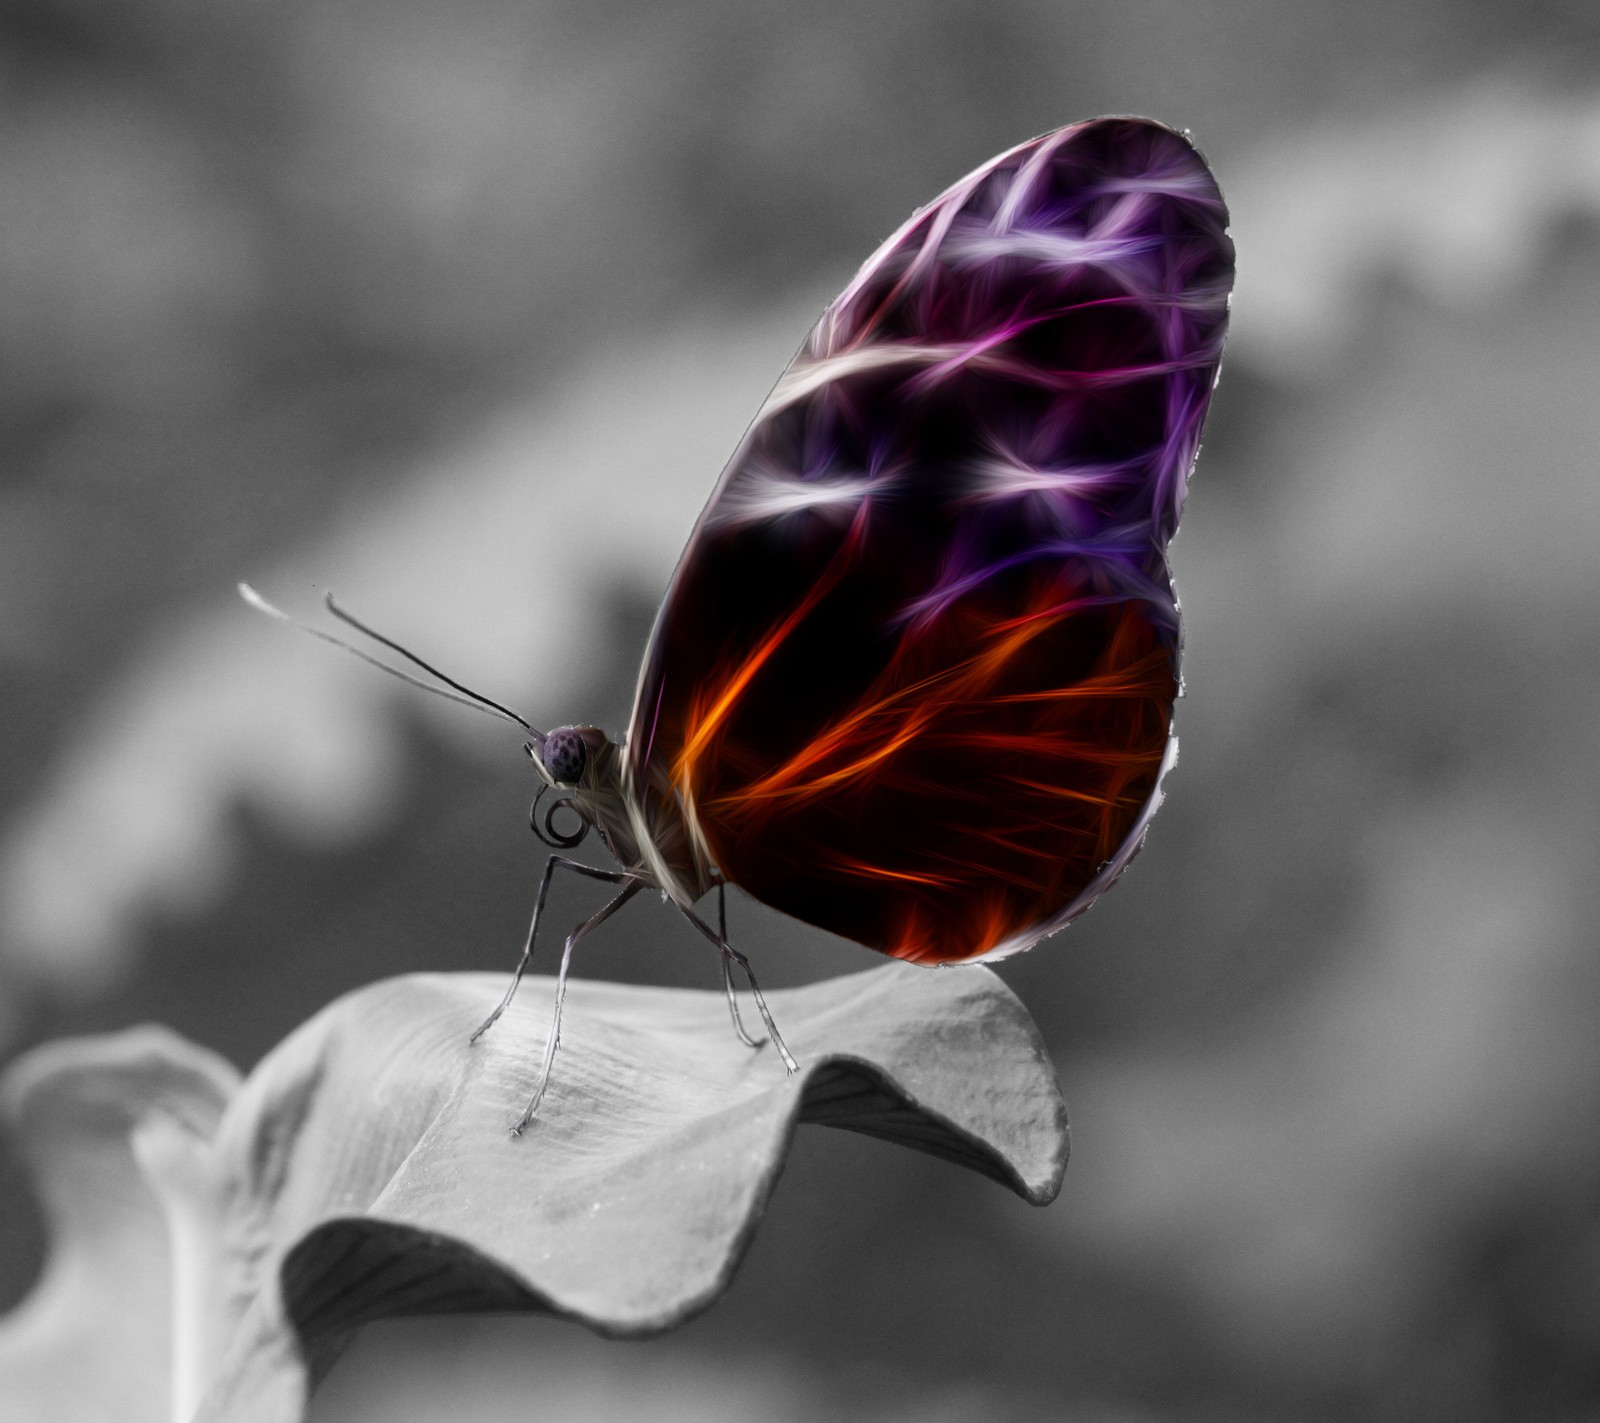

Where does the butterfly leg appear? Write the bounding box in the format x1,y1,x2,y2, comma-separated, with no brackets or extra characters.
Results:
470,854,636,1045
509,878,644,1135
677,903,799,1075
715,882,763,1051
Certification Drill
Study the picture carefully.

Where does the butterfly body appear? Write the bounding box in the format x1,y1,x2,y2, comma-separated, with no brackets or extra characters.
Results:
530,724,717,908
549,116,1232,970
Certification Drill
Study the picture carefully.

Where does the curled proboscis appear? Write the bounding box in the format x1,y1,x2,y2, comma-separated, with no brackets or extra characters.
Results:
531,784,589,849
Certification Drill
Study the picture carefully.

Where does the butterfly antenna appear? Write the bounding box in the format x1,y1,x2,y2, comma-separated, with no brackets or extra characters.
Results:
321,591,535,729
238,583,535,732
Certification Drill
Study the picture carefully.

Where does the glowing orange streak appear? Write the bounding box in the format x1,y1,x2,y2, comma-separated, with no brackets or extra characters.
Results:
732,720,930,804
935,787,1102,845
725,588,1073,808
920,832,1082,880
672,547,858,796
959,838,1079,869
824,856,955,887
884,920,940,964
954,733,1164,765
720,696,934,806
1000,775,1137,809
719,657,952,805
987,682,1165,703
675,591,824,777
985,648,1175,703
983,594,1113,633
1090,764,1130,859
971,899,1013,956
966,606,1061,685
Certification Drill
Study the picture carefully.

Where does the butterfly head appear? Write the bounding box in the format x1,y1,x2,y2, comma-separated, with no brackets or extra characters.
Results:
527,724,618,789
539,726,588,786
525,725,648,871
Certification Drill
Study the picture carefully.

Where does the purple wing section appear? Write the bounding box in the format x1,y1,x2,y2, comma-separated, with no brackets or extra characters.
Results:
626,118,1233,964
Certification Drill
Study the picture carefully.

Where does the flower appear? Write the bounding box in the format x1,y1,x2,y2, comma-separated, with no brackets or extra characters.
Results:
0,963,1067,1423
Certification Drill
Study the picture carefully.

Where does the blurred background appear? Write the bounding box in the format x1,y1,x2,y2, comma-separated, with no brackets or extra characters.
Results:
3,0,1600,1418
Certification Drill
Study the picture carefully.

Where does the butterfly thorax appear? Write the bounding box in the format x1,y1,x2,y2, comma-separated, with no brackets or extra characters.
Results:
536,726,716,906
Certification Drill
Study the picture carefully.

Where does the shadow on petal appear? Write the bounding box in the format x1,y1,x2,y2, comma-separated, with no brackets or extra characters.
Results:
196,962,1066,1422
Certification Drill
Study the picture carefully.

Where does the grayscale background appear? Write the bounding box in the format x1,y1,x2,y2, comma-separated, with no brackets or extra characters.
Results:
3,1,1599,1418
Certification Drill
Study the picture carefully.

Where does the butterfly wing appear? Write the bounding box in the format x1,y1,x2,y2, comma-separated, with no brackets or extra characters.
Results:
626,117,1233,965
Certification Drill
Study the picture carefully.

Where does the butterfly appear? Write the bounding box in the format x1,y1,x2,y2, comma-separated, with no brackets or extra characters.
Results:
247,115,1233,1133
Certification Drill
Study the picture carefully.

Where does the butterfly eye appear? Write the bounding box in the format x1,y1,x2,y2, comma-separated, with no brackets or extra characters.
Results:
542,727,587,784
